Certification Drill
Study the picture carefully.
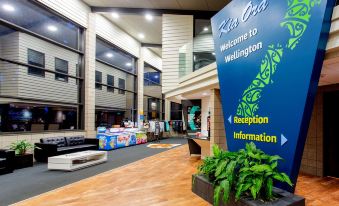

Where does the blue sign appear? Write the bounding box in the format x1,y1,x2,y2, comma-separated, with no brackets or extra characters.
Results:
211,0,335,191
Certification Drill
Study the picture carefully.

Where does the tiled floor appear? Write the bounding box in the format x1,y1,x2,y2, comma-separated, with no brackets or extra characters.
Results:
14,145,339,206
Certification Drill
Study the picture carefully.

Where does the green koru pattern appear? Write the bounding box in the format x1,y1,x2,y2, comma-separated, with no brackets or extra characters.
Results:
236,0,321,118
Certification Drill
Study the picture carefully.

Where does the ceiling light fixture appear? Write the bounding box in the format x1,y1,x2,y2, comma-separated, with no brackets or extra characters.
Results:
204,27,209,31
106,53,114,58
126,62,132,67
212,52,216,56
47,25,58,32
138,33,145,39
111,12,119,19
2,4,15,12
202,92,208,96
145,13,153,21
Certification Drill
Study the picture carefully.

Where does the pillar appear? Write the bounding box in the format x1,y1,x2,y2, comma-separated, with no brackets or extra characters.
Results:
209,89,227,155
137,48,144,128
84,13,96,138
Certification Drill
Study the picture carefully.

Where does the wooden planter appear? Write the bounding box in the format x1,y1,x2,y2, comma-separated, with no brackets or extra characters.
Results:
192,175,305,206
14,154,33,169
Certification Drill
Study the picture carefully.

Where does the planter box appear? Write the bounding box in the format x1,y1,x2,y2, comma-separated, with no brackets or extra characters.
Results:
14,154,33,169
192,175,305,206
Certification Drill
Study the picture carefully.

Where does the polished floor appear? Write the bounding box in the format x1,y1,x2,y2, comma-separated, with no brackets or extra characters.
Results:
14,145,339,206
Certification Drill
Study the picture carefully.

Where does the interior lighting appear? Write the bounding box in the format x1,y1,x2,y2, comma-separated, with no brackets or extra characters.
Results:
112,12,119,19
47,25,58,32
138,33,145,39
145,13,153,21
2,4,15,12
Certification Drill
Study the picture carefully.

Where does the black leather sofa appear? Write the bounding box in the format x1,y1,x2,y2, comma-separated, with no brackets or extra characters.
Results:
34,136,99,162
0,150,15,175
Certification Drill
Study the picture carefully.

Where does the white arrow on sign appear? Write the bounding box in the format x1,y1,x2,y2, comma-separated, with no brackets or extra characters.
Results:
228,115,232,124
281,134,288,146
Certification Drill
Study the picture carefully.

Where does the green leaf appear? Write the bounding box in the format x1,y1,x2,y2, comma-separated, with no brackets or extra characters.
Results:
250,185,257,199
266,177,273,200
253,177,263,193
272,173,285,182
235,184,243,200
215,160,228,177
269,155,283,162
271,161,278,169
214,185,221,206
250,164,273,173
213,144,221,158
220,180,230,203
280,172,293,186
238,171,251,183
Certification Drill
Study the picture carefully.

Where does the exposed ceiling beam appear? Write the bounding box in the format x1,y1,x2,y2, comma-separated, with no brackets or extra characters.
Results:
91,7,217,19
141,43,162,48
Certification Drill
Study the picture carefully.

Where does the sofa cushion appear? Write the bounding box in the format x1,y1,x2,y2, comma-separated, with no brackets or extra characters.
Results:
65,136,85,146
40,137,66,148
57,144,96,152
0,158,6,169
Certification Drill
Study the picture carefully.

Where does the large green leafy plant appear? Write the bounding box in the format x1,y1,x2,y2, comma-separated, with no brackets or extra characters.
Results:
10,140,34,155
197,142,292,205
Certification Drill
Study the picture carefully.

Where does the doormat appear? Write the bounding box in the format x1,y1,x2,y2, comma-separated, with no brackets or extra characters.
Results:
147,144,182,149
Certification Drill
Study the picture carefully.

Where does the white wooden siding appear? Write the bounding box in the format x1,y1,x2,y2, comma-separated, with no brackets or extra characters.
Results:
37,0,90,28
17,33,79,103
95,61,132,109
144,48,162,70
194,34,214,53
96,15,141,58
0,32,20,96
162,14,193,93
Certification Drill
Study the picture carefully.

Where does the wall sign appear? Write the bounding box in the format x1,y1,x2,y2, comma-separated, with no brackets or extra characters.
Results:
211,0,335,191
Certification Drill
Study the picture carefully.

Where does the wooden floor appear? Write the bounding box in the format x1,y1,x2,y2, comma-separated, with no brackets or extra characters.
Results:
14,146,339,206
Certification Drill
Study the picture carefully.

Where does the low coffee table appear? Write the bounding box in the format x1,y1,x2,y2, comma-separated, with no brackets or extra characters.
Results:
48,150,107,171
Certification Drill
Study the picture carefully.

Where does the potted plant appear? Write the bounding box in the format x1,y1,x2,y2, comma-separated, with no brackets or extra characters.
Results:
192,142,305,206
10,140,34,169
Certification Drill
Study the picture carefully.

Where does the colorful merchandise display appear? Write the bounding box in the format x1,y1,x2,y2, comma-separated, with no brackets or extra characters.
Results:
96,127,147,150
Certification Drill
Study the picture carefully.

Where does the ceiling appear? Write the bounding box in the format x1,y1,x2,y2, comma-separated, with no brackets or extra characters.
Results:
83,0,231,58
83,0,231,11
102,13,162,45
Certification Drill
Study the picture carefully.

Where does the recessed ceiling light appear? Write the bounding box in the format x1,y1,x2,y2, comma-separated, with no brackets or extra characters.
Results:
145,13,153,21
106,53,113,58
2,4,15,12
204,27,209,31
202,92,208,96
138,33,145,39
111,12,119,19
154,75,159,79
126,62,132,67
212,52,216,56
47,25,58,32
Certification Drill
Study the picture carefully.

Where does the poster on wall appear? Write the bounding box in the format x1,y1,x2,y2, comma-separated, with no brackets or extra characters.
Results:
211,0,335,191
187,106,201,131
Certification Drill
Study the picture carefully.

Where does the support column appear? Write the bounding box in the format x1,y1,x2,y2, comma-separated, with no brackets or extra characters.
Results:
165,99,171,121
209,89,227,155
137,48,144,129
84,13,96,138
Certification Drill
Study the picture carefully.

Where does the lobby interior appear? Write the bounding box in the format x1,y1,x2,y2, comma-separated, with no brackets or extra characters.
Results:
0,0,338,206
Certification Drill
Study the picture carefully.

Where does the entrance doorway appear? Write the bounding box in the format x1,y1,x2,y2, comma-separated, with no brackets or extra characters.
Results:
323,91,339,178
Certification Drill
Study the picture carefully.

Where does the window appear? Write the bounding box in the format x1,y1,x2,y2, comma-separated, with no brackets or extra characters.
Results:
107,75,114,93
27,49,45,77
55,58,68,82
96,38,136,74
95,71,102,90
118,78,125,94
0,0,83,50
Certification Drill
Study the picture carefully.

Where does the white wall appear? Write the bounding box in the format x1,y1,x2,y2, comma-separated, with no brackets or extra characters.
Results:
144,48,162,70
162,14,193,93
194,34,214,53
37,0,90,28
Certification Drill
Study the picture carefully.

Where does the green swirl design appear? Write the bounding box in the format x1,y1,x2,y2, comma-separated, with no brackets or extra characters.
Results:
236,0,321,118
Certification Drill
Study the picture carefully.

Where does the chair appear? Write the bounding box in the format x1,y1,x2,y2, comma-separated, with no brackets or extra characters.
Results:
0,150,15,175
